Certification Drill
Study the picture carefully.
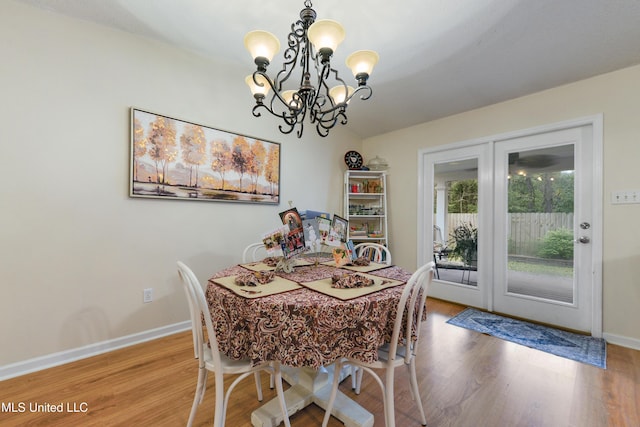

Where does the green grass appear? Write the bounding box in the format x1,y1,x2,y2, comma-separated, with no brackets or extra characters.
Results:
508,261,573,277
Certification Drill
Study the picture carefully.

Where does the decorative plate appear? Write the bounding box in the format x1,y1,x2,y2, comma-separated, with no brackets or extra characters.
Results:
344,150,363,169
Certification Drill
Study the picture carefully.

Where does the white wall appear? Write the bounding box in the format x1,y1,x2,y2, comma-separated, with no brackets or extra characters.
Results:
0,1,361,367
363,65,640,346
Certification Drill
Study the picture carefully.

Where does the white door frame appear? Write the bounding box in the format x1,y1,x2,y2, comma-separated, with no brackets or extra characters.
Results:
417,114,603,337
417,143,493,309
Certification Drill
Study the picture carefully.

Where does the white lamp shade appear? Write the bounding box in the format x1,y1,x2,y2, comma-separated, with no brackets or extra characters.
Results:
307,19,345,52
281,90,300,108
244,30,281,61
329,85,354,104
346,50,379,77
245,74,271,97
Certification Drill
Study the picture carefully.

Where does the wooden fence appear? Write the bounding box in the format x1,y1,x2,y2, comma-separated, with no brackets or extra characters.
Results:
445,212,574,256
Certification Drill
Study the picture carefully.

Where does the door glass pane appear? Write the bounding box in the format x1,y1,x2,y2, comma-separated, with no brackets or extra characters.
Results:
433,159,478,286
506,145,575,302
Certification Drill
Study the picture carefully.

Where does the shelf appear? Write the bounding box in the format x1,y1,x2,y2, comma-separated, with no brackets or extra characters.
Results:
347,172,387,179
344,170,388,248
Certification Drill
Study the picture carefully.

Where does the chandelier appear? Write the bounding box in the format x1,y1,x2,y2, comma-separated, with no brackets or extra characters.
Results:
244,0,379,138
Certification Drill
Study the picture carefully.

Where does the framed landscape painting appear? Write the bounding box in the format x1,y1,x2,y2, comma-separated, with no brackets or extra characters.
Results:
130,108,280,204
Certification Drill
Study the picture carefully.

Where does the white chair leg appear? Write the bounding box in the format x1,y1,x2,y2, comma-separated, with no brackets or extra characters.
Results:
384,367,396,427
272,364,291,427
355,365,364,395
187,366,207,427
321,360,344,427
405,363,417,401
351,365,358,389
198,369,208,404
254,371,264,401
409,360,427,425
212,373,226,427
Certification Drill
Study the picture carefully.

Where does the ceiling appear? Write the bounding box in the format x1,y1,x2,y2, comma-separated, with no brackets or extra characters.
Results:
16,0,640,138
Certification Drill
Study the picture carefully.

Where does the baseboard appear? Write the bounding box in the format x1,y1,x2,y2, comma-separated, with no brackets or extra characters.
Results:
603,332,640,351
0,321,191,381
2,322,636,381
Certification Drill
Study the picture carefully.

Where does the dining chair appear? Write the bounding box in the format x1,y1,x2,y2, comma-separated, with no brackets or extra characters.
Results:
242,242,283,263
349,242,393,388
176,262,291,427
241,242,280,388
322,261,435,427
432,225,448,279
353,242,392,265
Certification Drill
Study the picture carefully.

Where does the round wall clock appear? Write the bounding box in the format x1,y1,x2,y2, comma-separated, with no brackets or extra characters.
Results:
344,150,364,169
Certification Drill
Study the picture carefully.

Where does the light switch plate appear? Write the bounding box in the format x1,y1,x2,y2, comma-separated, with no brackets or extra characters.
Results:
612,190,640,204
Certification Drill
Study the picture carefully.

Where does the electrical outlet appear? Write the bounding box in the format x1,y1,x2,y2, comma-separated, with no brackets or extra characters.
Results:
143,288,153,303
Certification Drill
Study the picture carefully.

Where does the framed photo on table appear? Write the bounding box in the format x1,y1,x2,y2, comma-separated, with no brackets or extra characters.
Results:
327,214,348,246
317,217,331,244
130,108,280,204
279,207,306,258
303,219,321,251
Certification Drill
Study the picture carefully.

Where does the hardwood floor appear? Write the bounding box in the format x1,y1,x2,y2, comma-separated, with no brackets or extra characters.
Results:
1,299,638,426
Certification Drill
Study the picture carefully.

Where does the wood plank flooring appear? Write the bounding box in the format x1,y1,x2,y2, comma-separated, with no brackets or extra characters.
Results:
1,299,638,426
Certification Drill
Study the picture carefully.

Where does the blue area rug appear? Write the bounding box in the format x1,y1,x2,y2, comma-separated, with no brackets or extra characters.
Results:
446,308,606,368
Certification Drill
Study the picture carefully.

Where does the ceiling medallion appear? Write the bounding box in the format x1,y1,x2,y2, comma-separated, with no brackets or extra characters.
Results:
244,0,379,138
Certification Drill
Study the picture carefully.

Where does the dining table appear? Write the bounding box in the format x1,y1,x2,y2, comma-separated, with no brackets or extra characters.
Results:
206,255,413,427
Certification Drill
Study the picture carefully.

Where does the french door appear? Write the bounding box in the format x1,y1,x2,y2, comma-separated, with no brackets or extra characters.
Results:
493,126,596,332
419,143,491,309
418,117,602,334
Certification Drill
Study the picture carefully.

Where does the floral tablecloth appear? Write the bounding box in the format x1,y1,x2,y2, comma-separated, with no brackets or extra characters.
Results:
207,262,412,369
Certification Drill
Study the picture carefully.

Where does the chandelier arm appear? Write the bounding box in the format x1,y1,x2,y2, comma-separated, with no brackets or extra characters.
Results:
273,104,300,136
306,62,336,127
269,93,306,137
251,70,277,94
278,122,296,135
314,109,347,137
268,93,304,125
252,68,305,120
252,100,279,119
315,125,329,138
321,107,347,126
317,61,335,99
251,90,300,128
311,87,372,123
312,66,354,115
346,85,373,102
273,23,305,91
251,103,264,118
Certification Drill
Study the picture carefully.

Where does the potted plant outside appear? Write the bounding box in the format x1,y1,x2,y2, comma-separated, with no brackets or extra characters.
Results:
450,223,478,267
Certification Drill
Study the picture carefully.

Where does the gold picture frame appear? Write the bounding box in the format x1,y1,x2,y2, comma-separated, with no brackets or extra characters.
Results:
130,108,280,204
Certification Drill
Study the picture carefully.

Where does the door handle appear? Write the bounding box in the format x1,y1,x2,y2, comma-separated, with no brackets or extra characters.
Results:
575,236,590,244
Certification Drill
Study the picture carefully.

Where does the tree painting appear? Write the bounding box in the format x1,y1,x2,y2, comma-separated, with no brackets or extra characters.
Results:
132,118,147,182
210,139,232,190
147,116,177,190
130,109,280,204
264,144,279,195
180,124,207,187
231,136,251,192
248,140,267,194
